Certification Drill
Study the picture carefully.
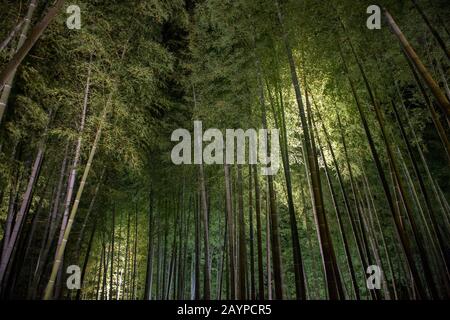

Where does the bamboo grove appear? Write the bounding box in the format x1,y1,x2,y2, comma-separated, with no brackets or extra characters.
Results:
0,0,449,300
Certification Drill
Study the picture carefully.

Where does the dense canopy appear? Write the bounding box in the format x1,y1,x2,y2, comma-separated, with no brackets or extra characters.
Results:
0,0,449,300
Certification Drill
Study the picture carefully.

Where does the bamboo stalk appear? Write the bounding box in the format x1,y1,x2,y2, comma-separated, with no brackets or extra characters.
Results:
43,96,110,300
384,8,450,117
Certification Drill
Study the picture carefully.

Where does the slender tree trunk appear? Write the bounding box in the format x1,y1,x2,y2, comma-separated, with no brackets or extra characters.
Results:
180,196,192,299
0,0,66,101
0,18,25,52
0,147,44,289
217,202,228,300
224,164,236,299
436,60,450,102
155,211,162,300
161,204,169,300
166,200,178,300
95,244,104,300
115,211,123,300
132,204,138,299
399,95,450,228
101,231,110,300
1,147,21,262
54,60,92,298
43,95,110,299
109,204,115,299
411,0,450,59
265,185,272,300
313,117,358,300
336,111,378,300
248,165,256,300
252,165,264,300
75,172,103,260
400,46,450,164
268,79,306,300
192,84,211,300
144,191,154,300
338,41,428,299
362,171,399,300
275,0,341,299
194,193,201,300
254,53,284,299
29,144,68,299
16,175,52,284
76,219,97,300
392,99,450,282
122,210,131,299
237,165,247,299
0,0,38,123
383,8,450,117
198,163,211,300
305,87,345,300
343,23,440,297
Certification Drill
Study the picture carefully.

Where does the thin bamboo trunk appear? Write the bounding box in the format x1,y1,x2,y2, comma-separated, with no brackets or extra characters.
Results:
1,145,21,262
252,165,264,300
109,204,115,299
400,46,450,163
194,193,201,300
338,42,427,298
192,84,211,300
29,144,68,299
144,191,154,300
95,244,104,300
248,165,256,300
265,184,272,300
237,165,247,300
268,79,306,300
218,203,228,300
255,54,284,300
313,118,358,300
132,204,138,299
122,210,131,299
54,61,92,297
345,24,440,297
74,172,103,260
76,219,97,300
275,0,340,299
0,18,25,52
101,231,110,300
383,8,450,117
116,211,123,300
411,0,450,59
199,163,211,300
166,200,178,300
16,175,52,283
0,147,44,289
0,0,38,123
43,94,110,299
362,171,399,300
0,0,66,101
224,164,236,299
392,99,450,283
155,212,161,299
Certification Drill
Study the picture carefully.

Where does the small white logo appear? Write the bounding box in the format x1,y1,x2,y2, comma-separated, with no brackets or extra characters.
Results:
66,5,81,30
66,265,81,290
366,265,381,289
366,5,381,30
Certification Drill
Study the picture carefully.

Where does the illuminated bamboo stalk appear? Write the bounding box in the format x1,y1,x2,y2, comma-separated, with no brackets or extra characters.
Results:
43,95,110,300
